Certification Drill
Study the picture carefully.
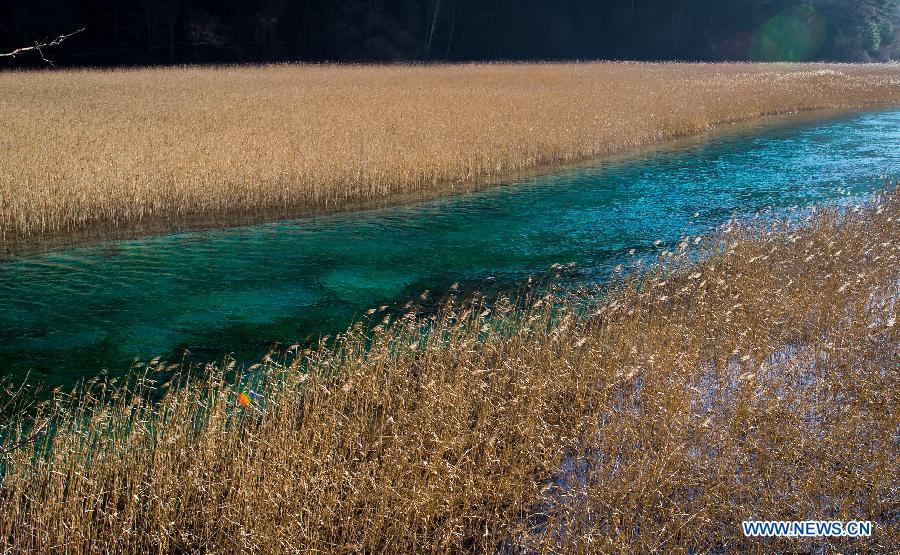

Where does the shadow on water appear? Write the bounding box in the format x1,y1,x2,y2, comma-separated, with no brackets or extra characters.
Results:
0,109,898,389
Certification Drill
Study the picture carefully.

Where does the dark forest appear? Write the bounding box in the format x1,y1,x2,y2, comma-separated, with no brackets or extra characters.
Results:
2,1,899,67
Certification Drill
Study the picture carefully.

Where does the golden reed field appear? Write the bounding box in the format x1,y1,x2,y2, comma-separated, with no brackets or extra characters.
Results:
1,62,899,247
1,187,897,553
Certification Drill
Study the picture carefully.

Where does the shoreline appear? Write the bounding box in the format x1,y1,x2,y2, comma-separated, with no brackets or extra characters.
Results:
2,102,895,258
3,62,899,256
2,188,896,551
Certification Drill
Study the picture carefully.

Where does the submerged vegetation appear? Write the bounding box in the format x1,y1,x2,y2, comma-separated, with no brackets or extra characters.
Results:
1,187,897,552
1,62,899,247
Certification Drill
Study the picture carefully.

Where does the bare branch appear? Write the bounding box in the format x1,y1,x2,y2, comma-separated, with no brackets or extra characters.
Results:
0,28,85,66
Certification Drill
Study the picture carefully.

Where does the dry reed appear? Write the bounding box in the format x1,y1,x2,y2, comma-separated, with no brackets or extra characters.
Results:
1,186,897,553
1,62,899,247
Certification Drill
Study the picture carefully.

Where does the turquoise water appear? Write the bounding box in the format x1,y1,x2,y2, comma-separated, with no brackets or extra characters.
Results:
1,110,898,388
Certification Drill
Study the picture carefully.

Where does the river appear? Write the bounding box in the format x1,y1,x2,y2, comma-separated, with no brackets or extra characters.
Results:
1,109,898,388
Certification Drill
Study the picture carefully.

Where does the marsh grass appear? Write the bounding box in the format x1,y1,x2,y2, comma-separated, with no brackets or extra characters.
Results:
0,187,897,552
2,62,899,248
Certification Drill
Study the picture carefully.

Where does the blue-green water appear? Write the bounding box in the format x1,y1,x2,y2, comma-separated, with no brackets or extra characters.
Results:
1,110,898,388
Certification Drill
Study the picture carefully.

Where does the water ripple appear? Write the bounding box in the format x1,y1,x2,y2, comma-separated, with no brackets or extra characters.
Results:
1,109,898,387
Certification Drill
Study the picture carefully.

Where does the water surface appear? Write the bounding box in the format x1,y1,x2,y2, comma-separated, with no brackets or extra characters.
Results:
1,110,898,387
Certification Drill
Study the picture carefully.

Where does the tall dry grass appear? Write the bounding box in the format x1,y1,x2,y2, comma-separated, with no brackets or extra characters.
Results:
1,62,899,247
1,187,897,553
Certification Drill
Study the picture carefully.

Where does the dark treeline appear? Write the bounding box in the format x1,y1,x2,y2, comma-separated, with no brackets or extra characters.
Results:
2,0,898,67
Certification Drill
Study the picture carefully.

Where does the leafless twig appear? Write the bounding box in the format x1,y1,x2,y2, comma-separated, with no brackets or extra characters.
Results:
0,28,85,66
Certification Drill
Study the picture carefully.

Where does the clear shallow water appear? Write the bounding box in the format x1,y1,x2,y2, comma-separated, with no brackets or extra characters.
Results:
1,110,898,388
